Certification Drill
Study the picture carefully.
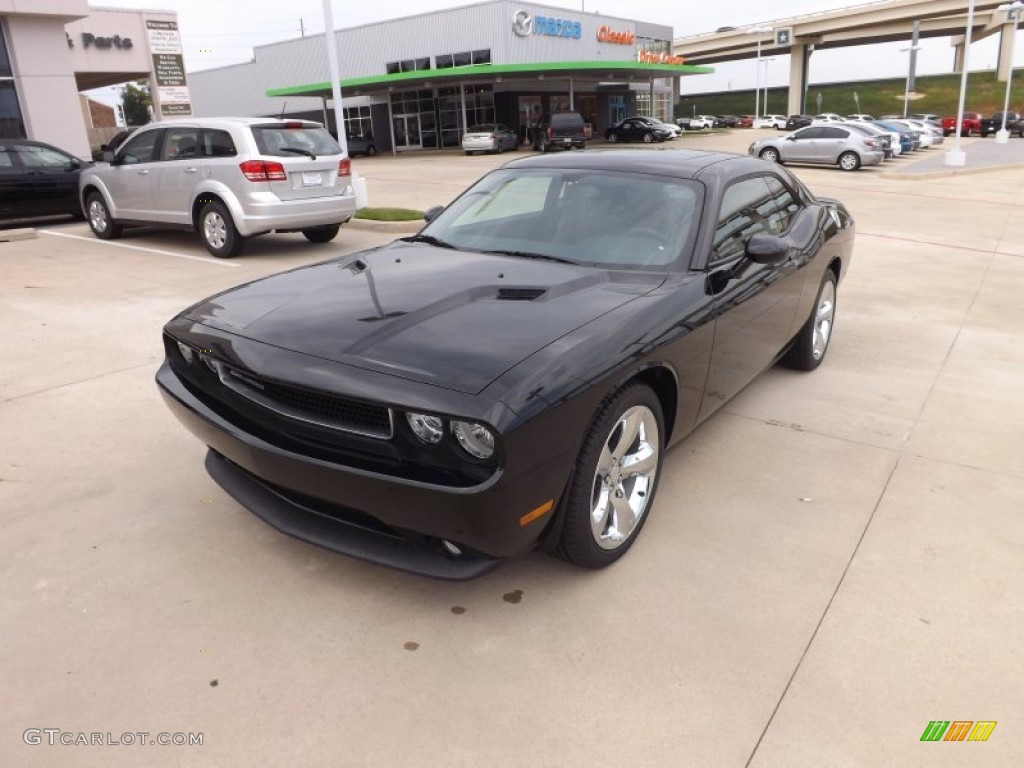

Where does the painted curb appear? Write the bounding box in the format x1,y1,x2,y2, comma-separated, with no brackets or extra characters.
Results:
346,217,424,234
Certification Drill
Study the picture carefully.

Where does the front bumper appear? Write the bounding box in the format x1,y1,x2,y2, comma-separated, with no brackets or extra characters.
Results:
156,362,567,577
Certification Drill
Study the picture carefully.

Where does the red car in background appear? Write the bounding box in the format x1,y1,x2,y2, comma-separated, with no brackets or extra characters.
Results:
941,111,983,137
736,116,754,128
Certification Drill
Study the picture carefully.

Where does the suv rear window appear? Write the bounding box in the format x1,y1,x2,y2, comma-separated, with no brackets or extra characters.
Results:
251,125,341,157
551,114,583,128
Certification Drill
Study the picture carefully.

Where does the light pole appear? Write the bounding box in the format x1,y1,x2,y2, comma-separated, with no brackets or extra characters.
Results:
945,0,977,166
996,1,1023,144
901,45,921,117
745,26,772,120
762,57,775,117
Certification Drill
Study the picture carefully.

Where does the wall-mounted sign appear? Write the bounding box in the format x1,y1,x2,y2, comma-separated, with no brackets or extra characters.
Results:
81,33,133,50
637,50,686,65
512,10,580,39
153,54,187,87
597,25,634,45
146,20,192,117
775,27,792,46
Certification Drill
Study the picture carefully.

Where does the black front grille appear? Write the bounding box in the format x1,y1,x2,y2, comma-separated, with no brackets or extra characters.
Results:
217,363,393,439
497,287,546,301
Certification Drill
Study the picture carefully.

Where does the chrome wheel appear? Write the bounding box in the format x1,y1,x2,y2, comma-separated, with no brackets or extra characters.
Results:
590,405,660,550
88,199,108,232
760,148,779,163
812,278,836,360
203,211,227,249
838,152,860,171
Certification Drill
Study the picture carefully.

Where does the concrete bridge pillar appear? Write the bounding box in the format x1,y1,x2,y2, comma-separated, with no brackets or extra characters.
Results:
952,38,966,73
787,43,812,115
996,22,1017,82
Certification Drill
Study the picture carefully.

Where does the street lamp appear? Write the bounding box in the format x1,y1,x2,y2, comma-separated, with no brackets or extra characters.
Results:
745,26,773,120
996,1,1023,144
900,45,921,117
945,0,977,166
762,57,775,116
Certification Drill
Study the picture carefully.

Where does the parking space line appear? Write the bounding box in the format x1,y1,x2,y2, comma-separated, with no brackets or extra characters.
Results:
39,230,240,267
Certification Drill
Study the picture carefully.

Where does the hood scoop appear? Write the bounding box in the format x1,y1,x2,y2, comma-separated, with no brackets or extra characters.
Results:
497,287,547,301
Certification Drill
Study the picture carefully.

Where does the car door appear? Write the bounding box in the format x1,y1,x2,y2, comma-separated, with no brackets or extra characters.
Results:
698,174,805,421
0,144,32,218
11,141,82,216
814,127,849,163
105,127,163,219
783,126,822,162
149,124,200,225
620,119,641,141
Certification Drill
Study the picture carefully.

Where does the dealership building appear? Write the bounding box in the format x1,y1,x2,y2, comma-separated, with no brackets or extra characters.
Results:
0,1,191,158
188,0,711,153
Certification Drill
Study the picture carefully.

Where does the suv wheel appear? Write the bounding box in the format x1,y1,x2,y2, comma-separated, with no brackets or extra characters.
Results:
302,224,341,244
199,200,244,258
86,192,122,240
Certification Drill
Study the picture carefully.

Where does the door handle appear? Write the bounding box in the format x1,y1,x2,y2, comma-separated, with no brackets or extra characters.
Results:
183,167,198,174
137,169,149,175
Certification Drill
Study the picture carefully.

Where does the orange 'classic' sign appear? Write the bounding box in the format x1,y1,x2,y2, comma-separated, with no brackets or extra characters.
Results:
597,25,635,45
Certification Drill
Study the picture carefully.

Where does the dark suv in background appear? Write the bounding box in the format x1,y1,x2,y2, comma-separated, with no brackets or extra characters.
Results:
786,115,813,131
531,112,586,152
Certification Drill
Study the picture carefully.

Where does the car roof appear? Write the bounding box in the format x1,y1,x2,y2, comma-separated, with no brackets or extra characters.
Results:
132,117,325,129
502,148,767,181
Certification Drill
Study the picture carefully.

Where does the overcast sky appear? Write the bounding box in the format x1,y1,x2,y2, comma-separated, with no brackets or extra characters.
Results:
90,0,1019,100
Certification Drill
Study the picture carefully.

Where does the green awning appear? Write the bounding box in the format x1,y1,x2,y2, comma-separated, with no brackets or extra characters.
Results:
267,60,714,98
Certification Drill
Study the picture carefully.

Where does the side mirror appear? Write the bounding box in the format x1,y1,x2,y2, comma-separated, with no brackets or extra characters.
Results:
745,232,789,266
67,159,82,171
102,150,116,163
423,205,444,223
786,134,796,141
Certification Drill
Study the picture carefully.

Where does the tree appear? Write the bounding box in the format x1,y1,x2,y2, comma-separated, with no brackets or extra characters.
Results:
121,81,151,126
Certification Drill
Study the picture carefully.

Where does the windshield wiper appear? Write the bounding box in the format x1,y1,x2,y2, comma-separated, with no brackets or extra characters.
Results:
279,147,317,160
483,249,577,265
400,234,457,249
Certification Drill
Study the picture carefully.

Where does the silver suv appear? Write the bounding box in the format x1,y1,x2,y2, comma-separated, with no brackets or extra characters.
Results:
80,117,357,258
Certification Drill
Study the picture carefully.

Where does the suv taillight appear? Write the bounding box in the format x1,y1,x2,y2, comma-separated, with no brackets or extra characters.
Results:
239,160,287,182
546,126,553,139
338,158,351,177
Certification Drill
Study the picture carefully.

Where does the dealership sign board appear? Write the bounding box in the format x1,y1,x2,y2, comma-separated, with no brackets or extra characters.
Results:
146,20,192,116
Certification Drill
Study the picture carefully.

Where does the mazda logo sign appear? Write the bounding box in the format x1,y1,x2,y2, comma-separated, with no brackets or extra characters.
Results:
512,10,533,37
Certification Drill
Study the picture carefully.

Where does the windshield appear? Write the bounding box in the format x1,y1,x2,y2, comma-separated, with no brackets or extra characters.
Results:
419,168,702,269
251,125,341,157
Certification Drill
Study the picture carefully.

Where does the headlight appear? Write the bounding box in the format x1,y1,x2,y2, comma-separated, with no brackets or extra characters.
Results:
452,420,495,459
176,341,194,363
406,412,444,444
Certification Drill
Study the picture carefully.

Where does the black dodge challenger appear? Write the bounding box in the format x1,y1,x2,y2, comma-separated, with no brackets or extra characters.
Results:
157,149,854,579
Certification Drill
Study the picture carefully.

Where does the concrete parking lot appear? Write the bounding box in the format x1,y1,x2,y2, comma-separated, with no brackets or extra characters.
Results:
2,130,1022,767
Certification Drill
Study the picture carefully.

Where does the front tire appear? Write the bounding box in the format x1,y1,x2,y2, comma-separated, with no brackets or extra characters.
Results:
642,132,654,143
86,192,122,240
556,384,664,569
302,224,340,244
782,270,837,371
838,151,860,171
759,147,780,164
199,200,243,258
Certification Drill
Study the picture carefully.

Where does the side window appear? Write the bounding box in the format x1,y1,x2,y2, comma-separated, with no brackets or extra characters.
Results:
118,130,160,165
821,127,847,140
712,177,775,263
160,127,199,161
201,129,237,158
795,127,822,140
763,176,801,234
0,147,13,167
15,143,73,168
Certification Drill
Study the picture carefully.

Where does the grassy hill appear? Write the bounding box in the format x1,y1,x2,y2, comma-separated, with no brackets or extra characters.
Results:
677,69,1024,118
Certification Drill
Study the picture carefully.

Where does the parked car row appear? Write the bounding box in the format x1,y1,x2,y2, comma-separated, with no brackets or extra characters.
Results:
941,110,1024,137
749,117,943,172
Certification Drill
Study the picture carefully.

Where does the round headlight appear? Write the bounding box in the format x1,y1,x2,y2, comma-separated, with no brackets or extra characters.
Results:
176,341,194,363
452,420,495,459
406,412,444,444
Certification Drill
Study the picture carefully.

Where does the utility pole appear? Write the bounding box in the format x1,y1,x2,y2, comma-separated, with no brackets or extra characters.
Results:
300,18,305,37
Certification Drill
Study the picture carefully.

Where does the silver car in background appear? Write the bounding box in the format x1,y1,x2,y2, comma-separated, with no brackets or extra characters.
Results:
462,124,519,154
749,124,886,171
80,117,357,258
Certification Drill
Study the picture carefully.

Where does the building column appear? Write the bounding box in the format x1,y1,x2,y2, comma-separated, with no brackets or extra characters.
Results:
952,37,966,73
787,43,808,116
996,22,1016,82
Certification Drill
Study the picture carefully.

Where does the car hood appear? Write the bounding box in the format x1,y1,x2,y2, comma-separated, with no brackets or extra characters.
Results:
185,242,664,394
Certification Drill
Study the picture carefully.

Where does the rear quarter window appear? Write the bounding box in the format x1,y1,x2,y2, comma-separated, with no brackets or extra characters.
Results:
251,126,341,157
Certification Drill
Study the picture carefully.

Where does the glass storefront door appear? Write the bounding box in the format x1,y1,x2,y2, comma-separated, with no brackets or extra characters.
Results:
392,114,421,150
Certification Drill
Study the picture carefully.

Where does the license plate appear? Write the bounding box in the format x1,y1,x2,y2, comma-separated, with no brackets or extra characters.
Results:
301,172,322,187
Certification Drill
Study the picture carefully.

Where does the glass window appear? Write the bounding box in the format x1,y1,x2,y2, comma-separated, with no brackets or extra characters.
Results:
713,177,776,263
0,26,12,78
386,62,400,75
472,49,491,65
0,81,25,139
763,176,801,234
14,143,74,168
201,129,237,157
161,127,199,160
0,147,14,166
435,54,453,69
118,129,161,164
415,57,430,71
452,51,471,67
251,125,340,157
821,127,848,139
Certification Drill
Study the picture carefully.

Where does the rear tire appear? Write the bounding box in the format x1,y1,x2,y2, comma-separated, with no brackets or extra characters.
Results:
366,145,377,156
838,151,861,171
199,200,243,258
782,270,837,371
302,224,340,244
86,192,122,240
